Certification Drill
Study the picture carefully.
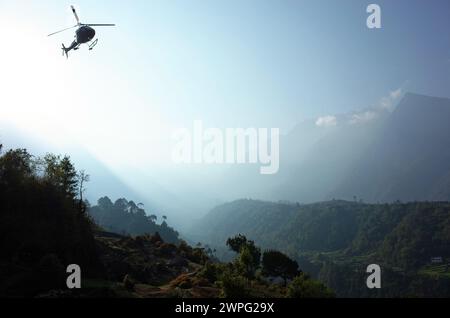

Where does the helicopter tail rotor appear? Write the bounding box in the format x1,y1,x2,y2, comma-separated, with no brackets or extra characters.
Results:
62,44,68,58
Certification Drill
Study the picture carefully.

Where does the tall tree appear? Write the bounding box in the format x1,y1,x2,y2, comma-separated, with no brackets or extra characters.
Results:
262,250,300,286
60,156,77,198
77,170,90,214
43,154,78,199
226,234,249,253
227,234,261,277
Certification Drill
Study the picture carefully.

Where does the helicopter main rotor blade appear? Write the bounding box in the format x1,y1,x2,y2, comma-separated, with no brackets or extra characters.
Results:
48,25,78,37
71,5,80,25
82,23,116,27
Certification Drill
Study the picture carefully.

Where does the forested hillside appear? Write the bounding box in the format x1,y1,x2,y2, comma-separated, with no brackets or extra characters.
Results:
0,146,101,296
194,199,450,297
0,145,330,298
88,197,180,244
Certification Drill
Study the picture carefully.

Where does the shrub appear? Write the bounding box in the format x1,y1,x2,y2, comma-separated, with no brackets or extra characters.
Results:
36,254,66,291
199,262,228,283
123,274,136,291
220,274,250,298
287,274,335,298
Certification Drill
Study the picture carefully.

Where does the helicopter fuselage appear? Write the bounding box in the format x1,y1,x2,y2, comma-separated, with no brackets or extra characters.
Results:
62,25,98,57
75,25,96,44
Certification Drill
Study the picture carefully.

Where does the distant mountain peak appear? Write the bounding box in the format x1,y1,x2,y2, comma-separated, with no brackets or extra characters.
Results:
402,92,450,100
391,92,450,126
395,92,450,110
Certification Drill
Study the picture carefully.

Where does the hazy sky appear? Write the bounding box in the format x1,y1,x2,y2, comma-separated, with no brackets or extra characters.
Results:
1,0,450,169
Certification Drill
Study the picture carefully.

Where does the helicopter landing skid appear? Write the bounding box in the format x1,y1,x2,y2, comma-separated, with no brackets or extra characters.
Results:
89,39,98,51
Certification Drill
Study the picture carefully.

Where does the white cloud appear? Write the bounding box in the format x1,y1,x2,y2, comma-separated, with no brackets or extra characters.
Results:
317,86,405,128
349,111,378,125
379,88,403,111
316,115,337,127
390,88,402,100
347,87,404,125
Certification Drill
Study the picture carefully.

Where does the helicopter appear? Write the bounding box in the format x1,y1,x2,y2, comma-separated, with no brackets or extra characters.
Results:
48,5,115,58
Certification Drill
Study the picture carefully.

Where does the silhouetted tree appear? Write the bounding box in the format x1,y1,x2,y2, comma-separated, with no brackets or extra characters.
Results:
226,234,249,253
0,148,33,185
60,156,77,198
262,250,300,286
78,170,90,214
227,234,261,277
42,154,78,199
